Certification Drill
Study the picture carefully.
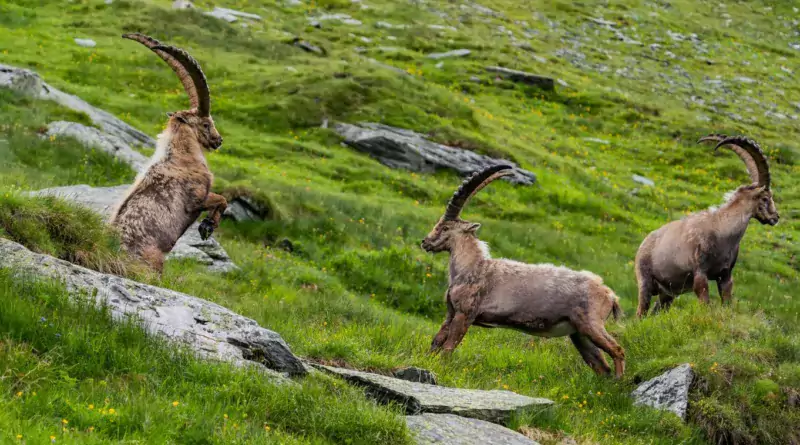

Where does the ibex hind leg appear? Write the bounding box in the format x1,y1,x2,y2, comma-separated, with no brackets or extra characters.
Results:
569,333,611,375
574,322,625,379
636,276,657,318
140,245,165,273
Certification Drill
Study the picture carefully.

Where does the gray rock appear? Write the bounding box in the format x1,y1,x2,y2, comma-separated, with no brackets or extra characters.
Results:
0,64,154,148
406,414,539,445
224,196,271,222
632,174,655,187
172,0,194,9
632,363,694,419
0,237,305,377
43,121,148,172
427,49,471,59
74,38,97,48
485,66,554,91
310,13,362,26
211,6,261,20
28,184,237,272
367,58,410,76
293,40,325,56
394,367,438,385
315,365,553,423
582,137,610,145
334,122,536,185
588,17,617,27
205,8,238,22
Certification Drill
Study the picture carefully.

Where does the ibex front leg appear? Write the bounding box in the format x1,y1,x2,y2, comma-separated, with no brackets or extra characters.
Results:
440,285,478,354
198,192,228,240
430,297,454,354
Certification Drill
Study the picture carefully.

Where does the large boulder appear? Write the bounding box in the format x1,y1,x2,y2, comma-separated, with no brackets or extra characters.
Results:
406,414,539,445
43,121,149,172
28,184,237,272
631,363,694,420
334,123,536,185
0,64,154,149
0,237,305,378
315,365,553,424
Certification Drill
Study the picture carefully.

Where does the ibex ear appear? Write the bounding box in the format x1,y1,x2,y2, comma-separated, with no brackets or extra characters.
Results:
166,112,188,124
466,223,481,233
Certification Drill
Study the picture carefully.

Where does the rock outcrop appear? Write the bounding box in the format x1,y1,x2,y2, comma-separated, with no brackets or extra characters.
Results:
334,123,536,185
631,363,694,420
406,414,539,445
314,365,553,423
0,237,305,378
29,185,237,272
42,121,149,172
0,64,154,149
485,66,555,91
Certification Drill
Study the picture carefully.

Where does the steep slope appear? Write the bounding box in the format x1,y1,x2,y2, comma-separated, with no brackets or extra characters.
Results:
0,0,798,443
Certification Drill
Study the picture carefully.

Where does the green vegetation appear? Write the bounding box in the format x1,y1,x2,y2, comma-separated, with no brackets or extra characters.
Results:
0,0,798,443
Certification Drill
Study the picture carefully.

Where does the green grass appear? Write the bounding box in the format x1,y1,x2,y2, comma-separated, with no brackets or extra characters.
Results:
0,270,410,444
1,0,799,443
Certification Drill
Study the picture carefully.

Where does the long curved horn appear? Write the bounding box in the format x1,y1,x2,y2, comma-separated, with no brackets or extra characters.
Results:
123,33,201,113
151,44,210,117
443,165,513,220
714,136,770,189
698,133,761,186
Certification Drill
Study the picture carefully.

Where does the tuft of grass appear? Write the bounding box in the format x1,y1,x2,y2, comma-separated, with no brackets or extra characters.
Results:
0,192,142,277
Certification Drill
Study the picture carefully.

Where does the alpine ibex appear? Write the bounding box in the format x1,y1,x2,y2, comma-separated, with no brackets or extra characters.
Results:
635,135,778,317
111,33,227,272
422,165,626,378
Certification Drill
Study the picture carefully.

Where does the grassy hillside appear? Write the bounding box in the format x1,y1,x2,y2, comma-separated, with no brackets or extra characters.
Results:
0,0,798,443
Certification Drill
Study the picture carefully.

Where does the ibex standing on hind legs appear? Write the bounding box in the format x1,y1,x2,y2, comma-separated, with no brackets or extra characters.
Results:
111,33,227,272
635,135,779,318
422,165,626,378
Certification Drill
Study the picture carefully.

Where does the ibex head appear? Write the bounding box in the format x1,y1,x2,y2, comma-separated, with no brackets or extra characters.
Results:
698,134,778,225
123,33,222,150
422,165,513,253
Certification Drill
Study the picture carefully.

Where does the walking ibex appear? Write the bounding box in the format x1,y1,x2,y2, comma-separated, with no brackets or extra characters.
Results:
635,135,778,317
111,33,227,272
422,165,626,378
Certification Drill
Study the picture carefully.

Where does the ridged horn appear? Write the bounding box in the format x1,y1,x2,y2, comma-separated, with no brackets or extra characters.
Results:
123,33,211,116
697,134,770,188
443,165,514,221
705,135,770,189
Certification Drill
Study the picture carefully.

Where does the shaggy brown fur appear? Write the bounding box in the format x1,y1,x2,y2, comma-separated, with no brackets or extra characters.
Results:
111,34,226,272
635,135,778,317
422,165,625,378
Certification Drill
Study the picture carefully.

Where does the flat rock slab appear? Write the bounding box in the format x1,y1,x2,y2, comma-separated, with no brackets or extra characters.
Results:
0,64,154,149
631,363,694,420
427,49,471,59
406,414,539,445
316,365,553,423
335,122,535,185
485,66,555,91
44,121,149,172
28,184,237,272
0,237,305,378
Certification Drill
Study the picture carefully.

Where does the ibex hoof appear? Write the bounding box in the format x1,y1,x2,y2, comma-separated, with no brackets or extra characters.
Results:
198,219,215,240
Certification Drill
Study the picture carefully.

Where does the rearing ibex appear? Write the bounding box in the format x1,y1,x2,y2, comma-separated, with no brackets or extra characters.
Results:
422,165,626,378
635,135,778,317
111,33,227,272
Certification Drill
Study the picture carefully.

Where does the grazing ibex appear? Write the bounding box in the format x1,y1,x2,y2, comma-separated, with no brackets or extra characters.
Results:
111,33,227,272
422,165,626,378
635,135,778,317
